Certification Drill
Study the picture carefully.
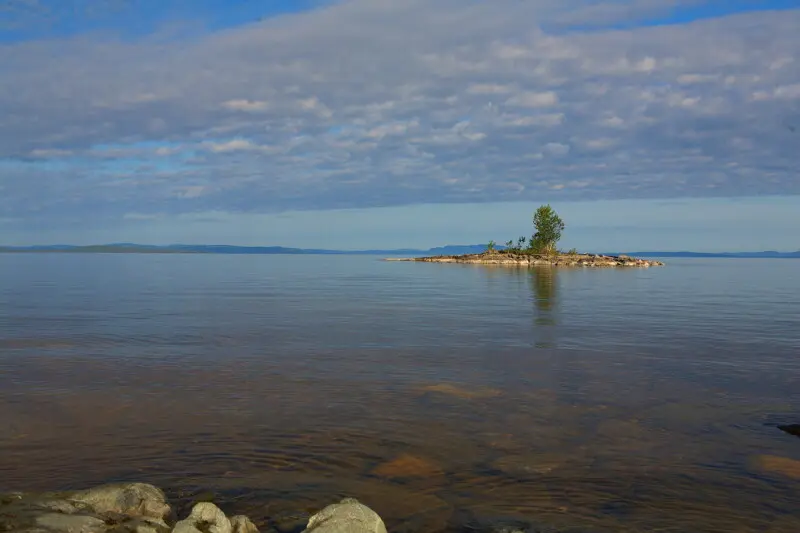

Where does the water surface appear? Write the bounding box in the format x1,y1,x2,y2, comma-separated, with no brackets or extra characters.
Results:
1,255,799,533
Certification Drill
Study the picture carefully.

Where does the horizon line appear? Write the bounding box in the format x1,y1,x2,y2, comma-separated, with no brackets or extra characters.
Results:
1,243,798,255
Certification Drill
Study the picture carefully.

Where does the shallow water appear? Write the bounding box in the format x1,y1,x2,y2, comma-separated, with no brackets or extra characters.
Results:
1,254,799,532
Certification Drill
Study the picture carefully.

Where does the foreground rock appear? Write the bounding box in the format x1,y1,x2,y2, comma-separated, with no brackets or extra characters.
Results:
386,252,663,268
0,483,173,533
0,486,253,533
0,485,386,533
304,499,386,533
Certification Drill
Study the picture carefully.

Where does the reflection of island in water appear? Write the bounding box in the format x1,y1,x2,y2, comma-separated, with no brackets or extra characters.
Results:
530,267,558,347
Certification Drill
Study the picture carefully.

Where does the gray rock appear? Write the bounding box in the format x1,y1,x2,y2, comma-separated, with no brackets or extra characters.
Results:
303,499,385,533
173,502,232,533
230,516,259,533
33,500,81,514
35,513,107,533
106,517,171,533
68,484,171,522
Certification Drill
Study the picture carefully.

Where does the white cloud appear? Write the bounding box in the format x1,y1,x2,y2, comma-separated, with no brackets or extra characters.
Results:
154,146,181,156
28,148,73,158
544,142,571,156
584,137,618,150
222,99,270,112
467,83,515,95
205,139,266,153
176,186,207,199
0,0,798,221
366,120,419,139
504,114,564,127
774,84,800,99
505,91,559,108
677,74,718,85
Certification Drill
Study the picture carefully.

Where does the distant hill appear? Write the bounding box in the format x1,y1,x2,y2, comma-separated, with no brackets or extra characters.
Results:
617,251,800,258
0,243,488,256
0,244,798,258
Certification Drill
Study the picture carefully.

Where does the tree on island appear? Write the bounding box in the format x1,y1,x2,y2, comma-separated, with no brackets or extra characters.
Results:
488,204,566,255
530,204,565,254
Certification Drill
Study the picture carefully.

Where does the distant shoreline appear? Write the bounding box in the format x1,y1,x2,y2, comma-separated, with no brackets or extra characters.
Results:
0,244,798,258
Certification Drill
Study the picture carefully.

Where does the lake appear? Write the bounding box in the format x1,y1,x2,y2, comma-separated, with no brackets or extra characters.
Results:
1,254,799,533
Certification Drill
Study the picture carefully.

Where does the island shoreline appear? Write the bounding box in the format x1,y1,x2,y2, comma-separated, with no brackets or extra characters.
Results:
385,251,664,267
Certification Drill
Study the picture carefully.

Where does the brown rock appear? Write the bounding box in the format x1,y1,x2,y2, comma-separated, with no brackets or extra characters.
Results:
753,455,800,479
419,383,501,400
372,454,443,479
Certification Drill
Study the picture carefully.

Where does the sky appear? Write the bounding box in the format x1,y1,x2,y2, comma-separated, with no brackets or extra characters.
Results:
1,0,799,251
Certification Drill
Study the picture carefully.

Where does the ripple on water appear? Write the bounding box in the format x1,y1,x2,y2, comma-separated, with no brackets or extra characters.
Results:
2,256,800,533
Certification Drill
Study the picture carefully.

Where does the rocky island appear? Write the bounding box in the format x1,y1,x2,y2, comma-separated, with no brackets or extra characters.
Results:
388,205,663,268
388,250,663,267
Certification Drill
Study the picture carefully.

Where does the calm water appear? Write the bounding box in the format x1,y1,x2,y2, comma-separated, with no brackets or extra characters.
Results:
1,254,799,533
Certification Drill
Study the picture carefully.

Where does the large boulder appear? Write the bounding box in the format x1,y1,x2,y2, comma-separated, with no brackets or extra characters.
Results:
68,483,172,522
0,484,172,533
303,499,386,533
0,484,261,533
33,512,108,533
173,502,232,533
171,502,258,533
230,515,259,533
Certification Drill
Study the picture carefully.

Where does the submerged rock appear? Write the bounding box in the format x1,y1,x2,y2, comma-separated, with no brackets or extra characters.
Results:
450,510,602,533
419,383,501,400
270,511,310,533
752,454,800,479
491,454,564,478
303,499,386,533
778,424,800,438
372,453,443,479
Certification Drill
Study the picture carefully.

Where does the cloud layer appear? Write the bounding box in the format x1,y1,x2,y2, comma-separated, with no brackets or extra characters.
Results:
1,0,799,221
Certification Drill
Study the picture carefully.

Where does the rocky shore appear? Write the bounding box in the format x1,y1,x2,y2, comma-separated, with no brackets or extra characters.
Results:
386,251,664,267
0,483,386,533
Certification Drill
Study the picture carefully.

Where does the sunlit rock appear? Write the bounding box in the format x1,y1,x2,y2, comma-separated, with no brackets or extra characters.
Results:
303,499,386,533
173,502,232,533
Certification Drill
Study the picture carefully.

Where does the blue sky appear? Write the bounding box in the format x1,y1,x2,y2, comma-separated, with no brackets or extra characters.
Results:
1,0,799,250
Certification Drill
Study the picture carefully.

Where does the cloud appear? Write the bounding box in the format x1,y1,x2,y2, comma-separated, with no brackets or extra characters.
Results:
467,83,515,95
176,186,208,199
28,148,74,158
0,0,799,224
221,99,270,112
204,139,266,153
505,91,560,108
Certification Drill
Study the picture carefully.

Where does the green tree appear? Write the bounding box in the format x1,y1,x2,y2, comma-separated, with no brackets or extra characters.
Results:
530,204,565,254
487,240,496,252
